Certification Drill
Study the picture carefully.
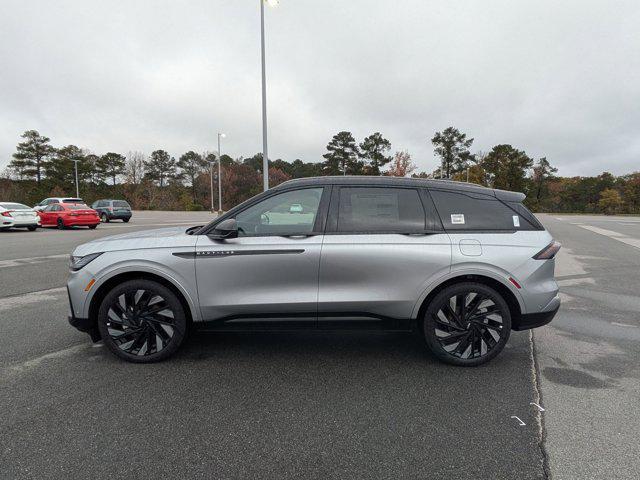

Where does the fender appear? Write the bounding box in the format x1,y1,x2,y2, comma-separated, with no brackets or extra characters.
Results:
410,263,527,319
80,260,201,322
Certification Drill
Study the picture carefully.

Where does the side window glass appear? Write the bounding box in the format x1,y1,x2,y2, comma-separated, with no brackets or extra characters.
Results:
337,187,425,233
235,188,324,237
430,190,536,231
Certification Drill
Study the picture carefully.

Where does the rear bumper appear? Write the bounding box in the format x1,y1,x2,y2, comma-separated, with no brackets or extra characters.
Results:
108,213,132,219
513,295,560,331
66,219,100,226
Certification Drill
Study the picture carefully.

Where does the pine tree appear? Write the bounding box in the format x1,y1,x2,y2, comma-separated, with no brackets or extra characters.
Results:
359,132,392,175
9,130,55,183
144,150,177,187
322,131,361,175
431,127,474,178
97,152,126,186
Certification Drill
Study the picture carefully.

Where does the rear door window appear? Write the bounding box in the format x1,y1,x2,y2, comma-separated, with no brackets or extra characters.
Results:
430,190,538,231
336,187,426,233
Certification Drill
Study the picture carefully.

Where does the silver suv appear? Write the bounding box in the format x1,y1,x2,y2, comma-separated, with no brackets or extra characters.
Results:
67,177,560,366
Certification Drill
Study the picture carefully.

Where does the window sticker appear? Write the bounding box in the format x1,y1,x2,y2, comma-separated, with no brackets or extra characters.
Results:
451,214,465,225
513,215,520,227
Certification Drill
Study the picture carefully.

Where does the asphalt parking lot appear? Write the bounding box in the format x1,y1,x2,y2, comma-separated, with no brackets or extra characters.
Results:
1,212,639,479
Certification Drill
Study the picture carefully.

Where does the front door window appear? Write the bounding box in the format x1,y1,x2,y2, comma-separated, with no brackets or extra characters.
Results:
235,188,324,237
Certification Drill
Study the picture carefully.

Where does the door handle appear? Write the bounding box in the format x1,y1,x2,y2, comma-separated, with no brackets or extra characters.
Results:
281,234,315,239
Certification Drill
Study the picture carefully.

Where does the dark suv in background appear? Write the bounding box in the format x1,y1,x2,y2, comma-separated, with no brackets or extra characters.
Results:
91,199,132,223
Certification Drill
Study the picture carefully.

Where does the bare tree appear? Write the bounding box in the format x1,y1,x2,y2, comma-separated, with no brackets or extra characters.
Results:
126,151,146,186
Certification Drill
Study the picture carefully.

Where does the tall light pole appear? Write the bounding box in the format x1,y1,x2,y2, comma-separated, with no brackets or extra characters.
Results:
209,159,215,212
72,159,80,197
217,133,226,214
260,0,278,191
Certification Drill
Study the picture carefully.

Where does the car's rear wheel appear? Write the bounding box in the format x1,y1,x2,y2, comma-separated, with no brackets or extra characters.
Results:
57,218,65,229
422,282,511,366
88,224,97,229
97,279,187,363
27,226,37,231
101,213,109,223
123,218,130,223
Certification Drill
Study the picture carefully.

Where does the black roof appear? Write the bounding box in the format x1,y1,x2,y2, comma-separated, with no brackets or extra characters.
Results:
274,176,526,202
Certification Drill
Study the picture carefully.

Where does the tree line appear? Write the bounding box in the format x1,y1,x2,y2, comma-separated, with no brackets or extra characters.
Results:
1,128,638,214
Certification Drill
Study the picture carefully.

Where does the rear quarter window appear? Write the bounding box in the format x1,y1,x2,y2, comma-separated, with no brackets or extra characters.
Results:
430,189,539,231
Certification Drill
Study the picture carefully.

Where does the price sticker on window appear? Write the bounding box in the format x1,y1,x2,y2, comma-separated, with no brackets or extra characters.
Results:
513,215,520,227
451,214,465,225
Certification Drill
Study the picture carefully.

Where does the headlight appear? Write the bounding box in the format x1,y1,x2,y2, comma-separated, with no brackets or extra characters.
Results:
69,252,103,271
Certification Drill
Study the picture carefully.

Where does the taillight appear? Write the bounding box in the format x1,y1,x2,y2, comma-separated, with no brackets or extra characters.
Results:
1,211,13,217
533,241,561,260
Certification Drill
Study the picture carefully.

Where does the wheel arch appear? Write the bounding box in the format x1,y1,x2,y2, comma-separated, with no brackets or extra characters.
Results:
414,274,523,331
87,271,195,329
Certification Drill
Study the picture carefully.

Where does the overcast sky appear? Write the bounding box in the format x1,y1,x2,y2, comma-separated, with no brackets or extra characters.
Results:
1,0,639,176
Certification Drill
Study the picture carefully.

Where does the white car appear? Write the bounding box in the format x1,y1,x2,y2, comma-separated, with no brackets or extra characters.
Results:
33,197,84,212
0,202,40,231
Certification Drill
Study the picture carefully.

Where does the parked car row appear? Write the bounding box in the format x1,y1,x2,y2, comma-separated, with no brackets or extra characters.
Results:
0,198,132,231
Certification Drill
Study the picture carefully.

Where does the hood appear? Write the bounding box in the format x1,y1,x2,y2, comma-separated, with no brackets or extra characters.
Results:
73,226,196,256
90,226,188,242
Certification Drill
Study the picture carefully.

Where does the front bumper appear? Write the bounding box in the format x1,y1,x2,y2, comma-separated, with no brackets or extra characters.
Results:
67,287,100,341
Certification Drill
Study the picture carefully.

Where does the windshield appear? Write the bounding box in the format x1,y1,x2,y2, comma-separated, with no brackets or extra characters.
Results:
62,198,83,203
67,204,91,210
113,201,131,208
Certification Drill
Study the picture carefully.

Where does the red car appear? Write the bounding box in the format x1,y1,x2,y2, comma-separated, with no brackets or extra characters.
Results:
37,203,100,229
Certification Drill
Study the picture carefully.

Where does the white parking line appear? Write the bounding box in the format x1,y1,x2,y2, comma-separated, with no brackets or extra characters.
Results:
0,287,66,312
576,224,640,249
0,254,68,269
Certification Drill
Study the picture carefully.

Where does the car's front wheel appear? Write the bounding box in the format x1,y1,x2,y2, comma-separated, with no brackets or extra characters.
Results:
422,282,511,366
97,279,188,363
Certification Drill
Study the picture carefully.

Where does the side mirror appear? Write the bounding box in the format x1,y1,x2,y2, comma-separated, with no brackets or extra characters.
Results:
209,218,238,240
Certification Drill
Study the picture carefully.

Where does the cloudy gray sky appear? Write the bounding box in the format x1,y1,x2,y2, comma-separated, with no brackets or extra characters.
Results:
1,0,639,176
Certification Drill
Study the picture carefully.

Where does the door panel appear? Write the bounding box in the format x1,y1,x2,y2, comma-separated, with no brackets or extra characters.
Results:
195,186,329,329
318,186,451,328
318,233,451,327
195,235,322,328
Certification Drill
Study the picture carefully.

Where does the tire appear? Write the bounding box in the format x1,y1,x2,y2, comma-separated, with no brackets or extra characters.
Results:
57,218,65,230
97,279,188,363
101,213,109,223
422,282,511,367
27,226,37,231
88,224,97,229
123,218,130,223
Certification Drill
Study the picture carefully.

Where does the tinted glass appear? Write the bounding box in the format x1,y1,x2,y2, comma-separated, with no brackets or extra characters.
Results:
235,188,323,236
51,204,62,212
337,187,425,233
63,198,83,203
113,201,130,209
430,190,537,231
68,204,91,210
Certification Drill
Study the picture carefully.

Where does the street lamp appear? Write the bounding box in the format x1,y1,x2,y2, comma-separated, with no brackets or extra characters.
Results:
260,0,278,191
217,132,226,214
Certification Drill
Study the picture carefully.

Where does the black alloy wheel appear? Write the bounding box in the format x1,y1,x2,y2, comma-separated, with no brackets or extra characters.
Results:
423,282,511,366
57,218,65,229
97,279,187,362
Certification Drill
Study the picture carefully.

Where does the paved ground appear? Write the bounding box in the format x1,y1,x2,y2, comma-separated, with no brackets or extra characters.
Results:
0,211,638,479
